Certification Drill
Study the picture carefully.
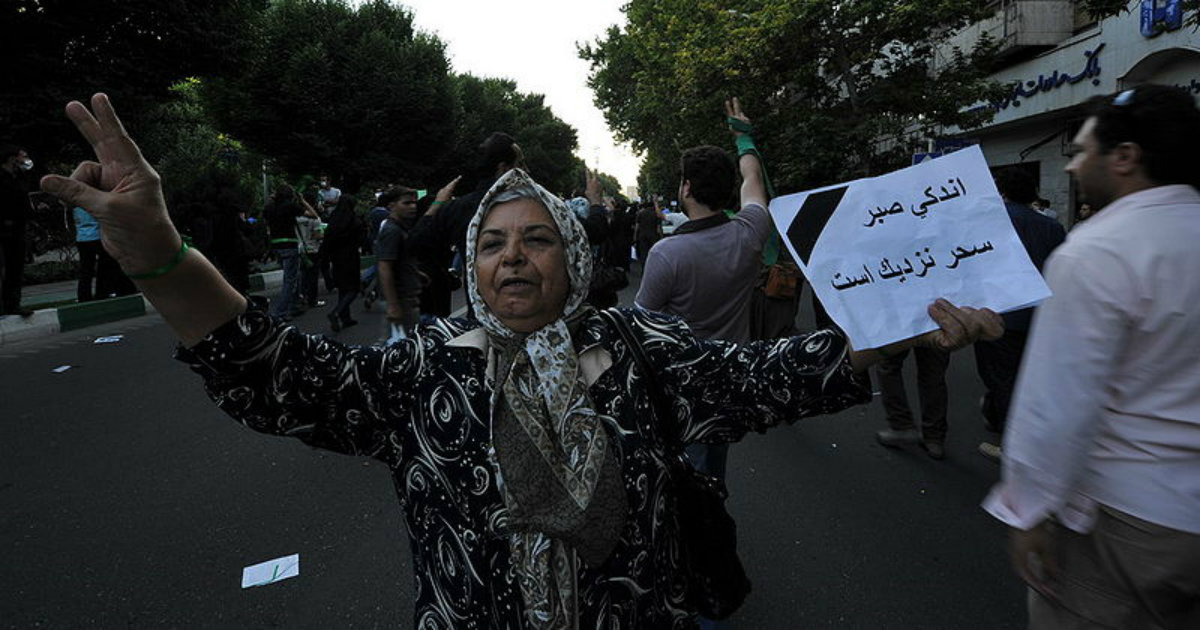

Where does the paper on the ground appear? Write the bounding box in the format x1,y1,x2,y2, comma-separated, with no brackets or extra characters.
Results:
51,365,72,373
241,554,300,588
94,335,123,344
768,145,1050,349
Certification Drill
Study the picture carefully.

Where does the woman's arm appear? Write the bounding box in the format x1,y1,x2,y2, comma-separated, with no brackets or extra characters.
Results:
177,300,422,459
621,310,867,446
41,95,422,459
626,300,1001,445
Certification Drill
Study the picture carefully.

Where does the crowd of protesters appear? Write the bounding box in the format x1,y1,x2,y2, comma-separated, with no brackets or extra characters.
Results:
10,81,1199,630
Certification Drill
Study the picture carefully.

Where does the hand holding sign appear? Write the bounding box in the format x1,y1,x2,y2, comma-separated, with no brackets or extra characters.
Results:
920,299,1004,352
770,146,1049,349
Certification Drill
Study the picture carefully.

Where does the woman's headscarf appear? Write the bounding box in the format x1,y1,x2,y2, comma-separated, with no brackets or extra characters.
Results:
465,169,621,629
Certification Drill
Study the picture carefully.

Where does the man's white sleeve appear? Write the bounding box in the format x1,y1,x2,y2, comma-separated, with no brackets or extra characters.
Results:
983,246,1134,531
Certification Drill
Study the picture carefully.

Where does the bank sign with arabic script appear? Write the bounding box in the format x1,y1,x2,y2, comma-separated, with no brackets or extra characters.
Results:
976,43,1105,114
768,146,1050,349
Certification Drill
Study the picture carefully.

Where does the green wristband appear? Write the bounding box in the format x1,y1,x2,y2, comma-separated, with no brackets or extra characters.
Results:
726,116,754,134
127,241,191,280
735,134,758,156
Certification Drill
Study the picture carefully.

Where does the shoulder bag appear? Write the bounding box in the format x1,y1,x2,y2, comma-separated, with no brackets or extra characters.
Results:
598,309,751,619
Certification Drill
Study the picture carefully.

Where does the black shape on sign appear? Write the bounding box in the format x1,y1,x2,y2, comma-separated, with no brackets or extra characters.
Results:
786,186,848,265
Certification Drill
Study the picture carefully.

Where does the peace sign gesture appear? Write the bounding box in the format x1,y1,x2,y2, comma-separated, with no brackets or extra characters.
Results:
40,93,181,275
725,97,752,137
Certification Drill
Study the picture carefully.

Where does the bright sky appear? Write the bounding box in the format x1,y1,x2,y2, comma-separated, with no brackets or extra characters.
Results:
397,0,641,192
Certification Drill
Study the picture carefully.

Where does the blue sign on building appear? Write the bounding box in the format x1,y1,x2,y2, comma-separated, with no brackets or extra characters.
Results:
911,151,943,166
934,138,978,155
1141,0,1183,38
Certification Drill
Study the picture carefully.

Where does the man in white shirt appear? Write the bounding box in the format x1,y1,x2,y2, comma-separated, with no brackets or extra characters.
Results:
984,85,1200,629
317,174,341,213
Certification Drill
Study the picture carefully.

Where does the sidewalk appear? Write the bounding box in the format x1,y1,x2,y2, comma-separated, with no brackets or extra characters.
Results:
1,257,376,347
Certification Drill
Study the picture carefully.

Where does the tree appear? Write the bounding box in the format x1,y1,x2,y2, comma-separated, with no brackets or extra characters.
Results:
138,79,265,224
200,0,457,192
435,74,582,196
581,0,1009,193
0,0,263,169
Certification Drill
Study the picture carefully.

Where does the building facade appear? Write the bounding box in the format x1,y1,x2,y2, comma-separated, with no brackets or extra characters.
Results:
941,0,1199,225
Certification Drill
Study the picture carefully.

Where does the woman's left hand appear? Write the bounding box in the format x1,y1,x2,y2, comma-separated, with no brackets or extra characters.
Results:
920,298,1004,351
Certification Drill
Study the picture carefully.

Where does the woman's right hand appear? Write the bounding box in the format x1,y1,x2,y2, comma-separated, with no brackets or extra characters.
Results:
39,93,182,276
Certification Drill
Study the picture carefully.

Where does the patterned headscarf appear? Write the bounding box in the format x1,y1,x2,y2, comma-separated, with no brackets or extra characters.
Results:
566,196,591,221
465,168,613,629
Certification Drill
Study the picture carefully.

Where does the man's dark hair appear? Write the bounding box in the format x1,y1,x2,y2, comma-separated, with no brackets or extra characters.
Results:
478,132,519,175
378,186,417,208
679,145,735,210
1084,84,1200,188
993,167,1039,205
0,143,22,162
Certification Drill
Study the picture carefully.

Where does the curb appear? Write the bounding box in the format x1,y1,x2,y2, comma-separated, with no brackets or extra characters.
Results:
4,256,378,347
0,269,287,348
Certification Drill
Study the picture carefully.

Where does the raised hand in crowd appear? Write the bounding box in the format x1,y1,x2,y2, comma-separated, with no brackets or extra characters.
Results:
726,96,751,138
40,94,246,346
40,94,179,279
585,167,604,206
437,175,461,200
426,174,462,217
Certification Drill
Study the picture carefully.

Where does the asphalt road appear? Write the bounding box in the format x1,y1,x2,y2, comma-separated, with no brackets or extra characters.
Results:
0,274,1026,629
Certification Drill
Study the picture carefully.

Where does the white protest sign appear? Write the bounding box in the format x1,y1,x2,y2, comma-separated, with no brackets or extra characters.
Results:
768,145,1050,349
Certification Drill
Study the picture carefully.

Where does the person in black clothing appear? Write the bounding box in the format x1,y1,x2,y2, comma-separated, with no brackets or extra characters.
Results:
577,171,619,309
414,176,462,317
975,168,1066,461
0,143,34,316
634,201,662,270
408,132,525,316
605,197,635,271
320,194,365,331
207,187,253,295
265,185,318,320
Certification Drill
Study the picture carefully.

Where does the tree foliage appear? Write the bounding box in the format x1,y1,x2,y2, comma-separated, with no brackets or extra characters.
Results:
7,0,595,207
199,0,456,191
582,0,1009,195
0,0,264,167
437,75,582,196
138,79,266,224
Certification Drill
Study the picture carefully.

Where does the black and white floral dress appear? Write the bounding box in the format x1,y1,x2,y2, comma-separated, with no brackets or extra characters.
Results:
177,302,870,630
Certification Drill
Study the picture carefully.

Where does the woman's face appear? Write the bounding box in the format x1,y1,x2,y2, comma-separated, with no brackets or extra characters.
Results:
476,197,571,333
